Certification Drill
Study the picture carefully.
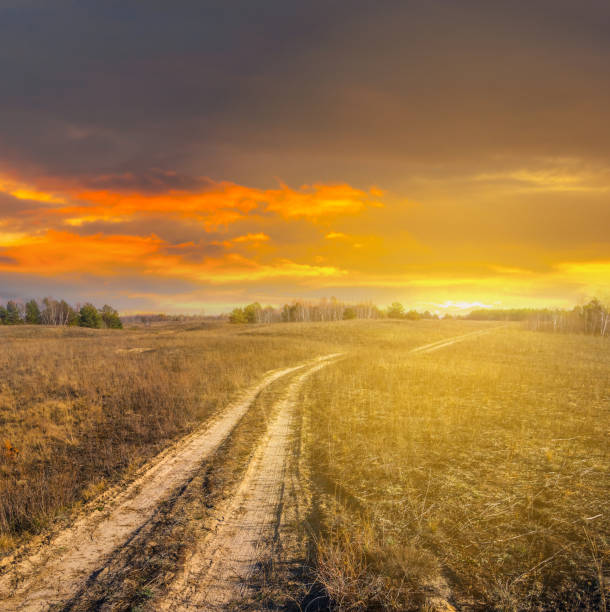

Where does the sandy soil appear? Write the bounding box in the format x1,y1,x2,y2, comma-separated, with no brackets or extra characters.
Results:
156,354,343,610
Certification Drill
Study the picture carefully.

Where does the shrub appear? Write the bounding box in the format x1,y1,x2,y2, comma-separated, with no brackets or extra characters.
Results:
229,307,247,324
343,307,356,320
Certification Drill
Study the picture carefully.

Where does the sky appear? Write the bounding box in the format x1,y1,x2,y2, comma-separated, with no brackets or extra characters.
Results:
1,0,609,314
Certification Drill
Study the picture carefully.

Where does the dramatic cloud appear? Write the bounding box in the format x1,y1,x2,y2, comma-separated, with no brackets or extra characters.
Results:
0,1,608,312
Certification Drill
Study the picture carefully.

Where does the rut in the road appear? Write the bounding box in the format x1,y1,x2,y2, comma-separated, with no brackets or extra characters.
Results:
0,356,335,611
409,328,493,355
157,354,343,610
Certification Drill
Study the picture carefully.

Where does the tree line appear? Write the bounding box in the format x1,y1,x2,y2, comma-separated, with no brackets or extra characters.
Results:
0,297,122,328
120,313,210,325
228,298,442,324
229,298,381,324
229,297,609,336
465,299,609,336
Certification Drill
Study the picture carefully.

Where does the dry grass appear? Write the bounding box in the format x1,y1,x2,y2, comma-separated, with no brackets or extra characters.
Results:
0,321,345,552
304,327,609,610
4,319,602,611
0,318,473,555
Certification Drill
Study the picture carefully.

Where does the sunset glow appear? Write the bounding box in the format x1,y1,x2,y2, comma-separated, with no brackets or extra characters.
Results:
1,2,608,313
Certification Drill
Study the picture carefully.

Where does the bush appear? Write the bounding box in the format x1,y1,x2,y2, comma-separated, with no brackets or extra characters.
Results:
343,307,356,320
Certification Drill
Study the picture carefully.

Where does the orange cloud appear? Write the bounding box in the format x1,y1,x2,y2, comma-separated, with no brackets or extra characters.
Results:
0,230,345,284
59,183,261,229
264,183,382,218
64,182,381,225
231,232,270,243
0,173,381,231
0,176,66,204
0,231,165,276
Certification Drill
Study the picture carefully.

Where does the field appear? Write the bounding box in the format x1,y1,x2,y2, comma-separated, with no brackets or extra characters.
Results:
0,322,339,548
0,321,607,610
303,327,608,610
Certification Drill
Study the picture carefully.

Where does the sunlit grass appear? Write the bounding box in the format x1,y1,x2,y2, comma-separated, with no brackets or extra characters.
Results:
305,328,609,610
0,321,339,547
0,319,483,552
3,319,602,610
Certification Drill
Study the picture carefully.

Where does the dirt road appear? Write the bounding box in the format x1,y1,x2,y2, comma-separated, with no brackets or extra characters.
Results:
157,355,342,610
409,327,493,355
0,355,337,611
155,334,489,609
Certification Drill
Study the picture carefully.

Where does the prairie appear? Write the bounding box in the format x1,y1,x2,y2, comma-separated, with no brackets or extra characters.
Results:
0,319,471,552
0,321,339,550
303,327,609,610
0,320,607,612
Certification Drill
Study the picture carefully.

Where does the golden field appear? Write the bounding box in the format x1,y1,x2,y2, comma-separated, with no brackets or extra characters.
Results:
301,326,608,610
0,321,337,549
0,320,607,611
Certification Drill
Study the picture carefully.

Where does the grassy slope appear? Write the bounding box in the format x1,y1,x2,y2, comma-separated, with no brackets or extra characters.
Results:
5,319,602,611
0,319,479,554
305,327,609,610
0,321,339,551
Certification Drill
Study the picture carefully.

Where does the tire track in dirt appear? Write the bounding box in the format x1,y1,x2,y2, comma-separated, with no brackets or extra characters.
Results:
409,327,495,355
0,356,336,611
154,332,490,610
156,353,344,611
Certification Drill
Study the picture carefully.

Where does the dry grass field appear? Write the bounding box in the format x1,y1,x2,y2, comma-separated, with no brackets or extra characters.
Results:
303,327,609,610
0,320,607,611
0,321,340,551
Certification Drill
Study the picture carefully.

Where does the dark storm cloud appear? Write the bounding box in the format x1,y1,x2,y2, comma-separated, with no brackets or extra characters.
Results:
2,1,610,186
0,192,39,215
80,170,217,194
0,0,356,180
0,268,199,308
70,216,218,244
0,192,56,231
0,193,27,216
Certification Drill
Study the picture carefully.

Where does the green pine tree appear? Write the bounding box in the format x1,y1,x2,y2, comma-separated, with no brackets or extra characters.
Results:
79,303,102,328
5,301,21,325
25,299,41,324
387,302,405,319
